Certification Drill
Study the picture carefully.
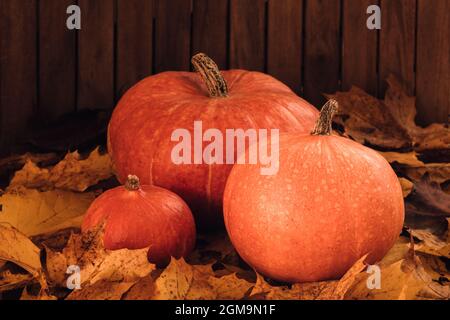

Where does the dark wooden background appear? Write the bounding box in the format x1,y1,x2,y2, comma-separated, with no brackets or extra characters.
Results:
0,0,449,154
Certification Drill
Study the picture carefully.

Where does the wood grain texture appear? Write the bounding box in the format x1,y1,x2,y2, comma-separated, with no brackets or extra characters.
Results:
303,0,341,108
39,0,76,121
78,0,114,110
0,0,37,153
342,0,378,96
416,0,450,125
116,0,154,99
155,0,191,72
379,0,416,95
267,0,303,94
192,0,228,70
230,0,265,71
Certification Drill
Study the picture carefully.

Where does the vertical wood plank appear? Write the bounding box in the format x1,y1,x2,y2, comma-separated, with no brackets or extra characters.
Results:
416,0,450,125
78,0,114,110
267,0,303,94
0,0,37,152
342,0,378,96
379,0,416,95
155,0,192,72
230,0,265,71
303,0,341,107
116,0,154,99
39,0,76,121
192,0,228,70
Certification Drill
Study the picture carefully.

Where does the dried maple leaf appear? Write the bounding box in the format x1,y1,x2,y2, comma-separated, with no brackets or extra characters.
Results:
380,151,425,167
328,86,411,149
250,274,337,300
328,75,450,152
208,273,253,300
378,236,412,267
152,258,216,300
0,224,42,292
46,226,155,292
405,175,450,218
66,279,135,300
151,258,253,300
0,187,95,237
417,253,450,285
410,218,450,259
122,276,155,300
19,274,57,300
8,147,113,192
250,255,367,300
346,242,449,300
0,268,34,292
20,286,57,300
0,224,41,277
380,151,450,184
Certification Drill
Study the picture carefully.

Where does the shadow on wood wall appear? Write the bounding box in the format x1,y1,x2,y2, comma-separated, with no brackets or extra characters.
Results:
0,0,449,155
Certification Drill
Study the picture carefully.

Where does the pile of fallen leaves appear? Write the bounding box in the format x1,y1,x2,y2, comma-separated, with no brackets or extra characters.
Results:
0,76,449,300
329,76,449,262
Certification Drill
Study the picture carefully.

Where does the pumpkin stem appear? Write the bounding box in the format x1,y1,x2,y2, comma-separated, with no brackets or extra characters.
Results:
191,53,228,98
125,175,140,191
311,99,339,136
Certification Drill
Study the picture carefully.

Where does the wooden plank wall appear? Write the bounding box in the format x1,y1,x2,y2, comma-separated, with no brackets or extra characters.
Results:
0,0,449,153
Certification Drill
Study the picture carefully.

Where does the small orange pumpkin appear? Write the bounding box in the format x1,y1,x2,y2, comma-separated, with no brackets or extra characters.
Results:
82,175,196,265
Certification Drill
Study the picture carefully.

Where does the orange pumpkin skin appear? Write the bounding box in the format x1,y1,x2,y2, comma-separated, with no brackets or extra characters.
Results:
81,178,196,265
223,134,404,283
108,65,318,229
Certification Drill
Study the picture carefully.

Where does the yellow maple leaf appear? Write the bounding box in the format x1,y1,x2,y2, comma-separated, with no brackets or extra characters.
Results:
45,226,155,300
0,224,42,292
346,240,449,300
0,187,95,237
152,258,253,300
9,147,113,192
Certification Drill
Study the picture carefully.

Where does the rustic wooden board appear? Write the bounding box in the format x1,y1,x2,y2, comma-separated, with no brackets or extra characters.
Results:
267,0,303,94
192,0,228,70
116,0,154,100
379,0,416,96
342,0,378,96
39,0,77,120
77,0,114,110
416,0,450,125
230,0,265,71
155,0,191,72
303,0,341,108
0,0,37,152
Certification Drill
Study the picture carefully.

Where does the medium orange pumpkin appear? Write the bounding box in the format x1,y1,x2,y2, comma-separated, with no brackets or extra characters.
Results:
223,100,405,283
108,53,318,229
81,175,196,265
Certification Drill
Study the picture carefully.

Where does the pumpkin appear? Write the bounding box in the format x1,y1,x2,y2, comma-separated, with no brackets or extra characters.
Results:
107,53,318,230
81,175,196,265
223,100,405,283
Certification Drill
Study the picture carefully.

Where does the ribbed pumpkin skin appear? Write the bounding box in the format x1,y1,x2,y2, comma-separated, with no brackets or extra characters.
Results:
81,185,196,265
108,70,318,229
223,134,404,283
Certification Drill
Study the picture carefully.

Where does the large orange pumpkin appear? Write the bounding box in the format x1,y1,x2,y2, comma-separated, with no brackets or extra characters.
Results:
223,100,405,283
108,53,318,229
